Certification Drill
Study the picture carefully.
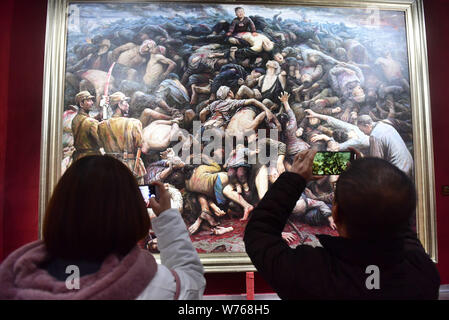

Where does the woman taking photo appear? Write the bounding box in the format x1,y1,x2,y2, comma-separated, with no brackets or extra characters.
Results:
0,155,205,299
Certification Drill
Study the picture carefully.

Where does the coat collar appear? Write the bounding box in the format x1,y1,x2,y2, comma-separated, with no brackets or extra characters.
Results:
316,234,405,268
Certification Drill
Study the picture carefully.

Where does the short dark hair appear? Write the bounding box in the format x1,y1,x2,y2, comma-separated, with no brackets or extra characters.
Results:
166,170,186,190
43,156,150,260
183,164,197,181
253,67,266,75
357,114,373,127
335,157,416,239
235,7,244,12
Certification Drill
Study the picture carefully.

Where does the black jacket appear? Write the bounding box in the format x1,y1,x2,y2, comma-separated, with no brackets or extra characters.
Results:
244,172,440,300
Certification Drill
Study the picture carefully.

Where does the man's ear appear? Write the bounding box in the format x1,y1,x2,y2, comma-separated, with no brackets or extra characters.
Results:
332,201,350,238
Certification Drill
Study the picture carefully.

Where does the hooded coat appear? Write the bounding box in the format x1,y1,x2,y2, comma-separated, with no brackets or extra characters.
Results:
0,209,205,300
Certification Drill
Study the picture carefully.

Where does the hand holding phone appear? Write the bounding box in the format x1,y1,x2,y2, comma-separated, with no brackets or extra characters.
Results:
290,149,318,181
312,151,355,175
290,149,356,181
148,181,171,217
139,184,158,206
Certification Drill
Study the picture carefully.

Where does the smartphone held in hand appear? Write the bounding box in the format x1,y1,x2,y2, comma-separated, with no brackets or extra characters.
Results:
312,151,355,175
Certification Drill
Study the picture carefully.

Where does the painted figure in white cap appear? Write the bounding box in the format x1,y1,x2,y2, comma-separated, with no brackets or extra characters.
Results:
143,44,177,89
111,40,155,81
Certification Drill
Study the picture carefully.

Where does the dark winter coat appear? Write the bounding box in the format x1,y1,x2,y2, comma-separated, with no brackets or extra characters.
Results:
244,172,440,300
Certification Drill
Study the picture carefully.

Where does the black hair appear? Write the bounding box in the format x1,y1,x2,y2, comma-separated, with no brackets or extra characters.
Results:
43,156,150,260
335,157,416,240
128,91,158,118
333,129,349,143
235,7,244,12
277,113,289,143
166,170,186,190
183,164,198,181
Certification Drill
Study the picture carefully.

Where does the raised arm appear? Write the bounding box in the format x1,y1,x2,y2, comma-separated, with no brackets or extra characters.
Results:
278,92,291,112
245,98,272,118
199,106,211,123
246,98,281,130
111,42,136,62
156,163,174,182
147,181,205,299
305,109,329,122
244,150,332,299
158,55,177,78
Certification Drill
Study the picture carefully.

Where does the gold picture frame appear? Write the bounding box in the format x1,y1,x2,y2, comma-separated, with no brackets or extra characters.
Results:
40,0,437,272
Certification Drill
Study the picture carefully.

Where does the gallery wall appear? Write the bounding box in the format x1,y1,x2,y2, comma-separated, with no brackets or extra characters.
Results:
0,0,448,294
425,0,449,284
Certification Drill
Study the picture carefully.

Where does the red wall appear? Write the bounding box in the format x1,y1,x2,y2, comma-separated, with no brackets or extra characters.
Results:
1,0,46,258
0,0,448,294
0,0,14,262
425,0,449,284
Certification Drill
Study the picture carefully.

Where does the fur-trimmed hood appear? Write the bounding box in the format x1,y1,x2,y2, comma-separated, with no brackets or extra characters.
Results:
0,240,157,300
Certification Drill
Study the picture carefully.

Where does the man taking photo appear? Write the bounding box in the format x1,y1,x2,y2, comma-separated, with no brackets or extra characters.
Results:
244,149,440,299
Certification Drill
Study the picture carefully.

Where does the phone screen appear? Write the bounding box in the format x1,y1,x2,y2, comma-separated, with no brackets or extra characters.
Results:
139,185,156,203
312,151,354,175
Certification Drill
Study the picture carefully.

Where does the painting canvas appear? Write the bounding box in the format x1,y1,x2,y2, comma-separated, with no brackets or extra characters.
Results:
46,0,435,271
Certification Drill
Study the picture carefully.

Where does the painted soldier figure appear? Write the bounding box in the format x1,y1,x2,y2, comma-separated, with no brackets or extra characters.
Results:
98,91,146,183
71,91,101,161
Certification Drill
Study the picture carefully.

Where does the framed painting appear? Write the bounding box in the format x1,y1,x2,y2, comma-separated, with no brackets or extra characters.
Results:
40,0,437,272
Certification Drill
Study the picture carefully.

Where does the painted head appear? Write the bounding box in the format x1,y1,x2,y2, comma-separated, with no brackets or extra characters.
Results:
110,91,131,116
352,85,366,103
235,7,245,19
139,39,156,54
274,52,284,64
357,114,374,135
75,91,95,111
216,86,233,100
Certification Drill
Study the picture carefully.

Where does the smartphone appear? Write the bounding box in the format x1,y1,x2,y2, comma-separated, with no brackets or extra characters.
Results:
312,151,355,175
139,184,158,204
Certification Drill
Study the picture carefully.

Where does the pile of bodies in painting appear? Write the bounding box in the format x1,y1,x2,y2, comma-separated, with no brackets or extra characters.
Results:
63,7,414,248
